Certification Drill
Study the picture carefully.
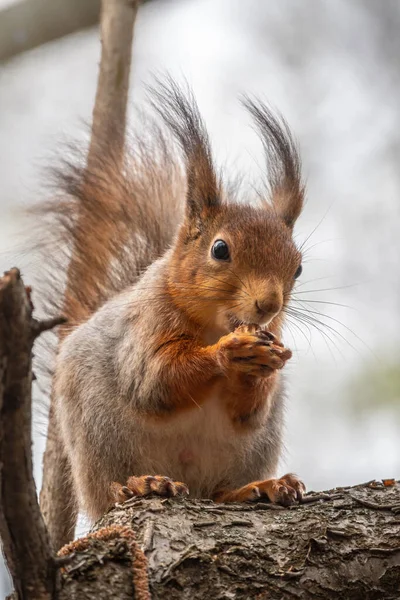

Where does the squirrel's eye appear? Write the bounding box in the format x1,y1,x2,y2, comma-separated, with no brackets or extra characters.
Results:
211,239,230,261
294,264,303,279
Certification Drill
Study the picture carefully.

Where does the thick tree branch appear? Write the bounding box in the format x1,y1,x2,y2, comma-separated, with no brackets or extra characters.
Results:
0,269,57,600
59,482,400,599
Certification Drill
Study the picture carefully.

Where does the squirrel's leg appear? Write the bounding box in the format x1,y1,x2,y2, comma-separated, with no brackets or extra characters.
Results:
110,475,189,503
40,407,78,549
213,473,306,506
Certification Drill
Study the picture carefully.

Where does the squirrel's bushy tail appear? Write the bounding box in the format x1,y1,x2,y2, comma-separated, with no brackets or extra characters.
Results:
32,124,185,333
33,119,187,553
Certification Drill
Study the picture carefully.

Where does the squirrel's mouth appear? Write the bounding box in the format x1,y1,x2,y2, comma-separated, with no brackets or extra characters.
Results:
227,312,271,333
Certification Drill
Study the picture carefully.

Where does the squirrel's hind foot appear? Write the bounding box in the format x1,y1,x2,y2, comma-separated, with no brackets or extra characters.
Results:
110,475,189,504
214,473,305,506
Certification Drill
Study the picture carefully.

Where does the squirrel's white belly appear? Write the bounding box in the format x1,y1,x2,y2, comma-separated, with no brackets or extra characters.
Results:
135,395,249,496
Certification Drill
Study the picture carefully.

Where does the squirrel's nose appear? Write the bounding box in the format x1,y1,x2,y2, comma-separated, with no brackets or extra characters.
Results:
255,299,281,318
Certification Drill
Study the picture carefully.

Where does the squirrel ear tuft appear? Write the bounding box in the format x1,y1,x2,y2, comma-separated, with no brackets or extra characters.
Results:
242,97,305,229
149,77,220,222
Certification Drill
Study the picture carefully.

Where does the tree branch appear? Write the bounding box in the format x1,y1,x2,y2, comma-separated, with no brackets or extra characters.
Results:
0,0,100,63
59,482,400,599
88,0,140,169
0,269,57,600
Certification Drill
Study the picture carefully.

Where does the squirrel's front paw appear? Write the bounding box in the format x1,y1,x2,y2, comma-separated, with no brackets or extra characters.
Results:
216,326,292,377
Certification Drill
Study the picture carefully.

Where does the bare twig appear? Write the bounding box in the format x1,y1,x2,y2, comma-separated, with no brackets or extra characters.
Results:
32,316,68,338
88,0,140,169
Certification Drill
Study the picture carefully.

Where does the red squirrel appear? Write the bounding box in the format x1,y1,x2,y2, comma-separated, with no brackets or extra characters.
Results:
43,81,306,523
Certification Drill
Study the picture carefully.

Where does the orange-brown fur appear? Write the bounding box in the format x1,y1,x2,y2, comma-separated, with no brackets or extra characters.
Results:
214,473,306,505
36,79,307,526
148,327,288,425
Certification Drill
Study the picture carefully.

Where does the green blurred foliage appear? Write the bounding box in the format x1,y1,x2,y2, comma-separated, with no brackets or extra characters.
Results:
347,360,400,412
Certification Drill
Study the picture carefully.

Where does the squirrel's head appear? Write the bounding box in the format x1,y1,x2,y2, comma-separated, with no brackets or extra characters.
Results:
152,80,304,334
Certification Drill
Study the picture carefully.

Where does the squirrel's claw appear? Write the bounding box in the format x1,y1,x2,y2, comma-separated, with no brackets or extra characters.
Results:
217,328,292,377
110,475,189,505
214,473,306,506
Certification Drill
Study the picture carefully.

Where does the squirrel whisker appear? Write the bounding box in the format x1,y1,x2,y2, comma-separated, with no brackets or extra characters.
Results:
288,303,372,357
284,306,355,357
284,309,342,363
224,267,251,298
283,316,315,356
293,275,332,290
290,298,355,310
298,202,335,253
289,283,361,295
194,269,243,294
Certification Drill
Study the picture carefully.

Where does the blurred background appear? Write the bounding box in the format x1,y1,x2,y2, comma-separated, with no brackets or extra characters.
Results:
1,0,400,595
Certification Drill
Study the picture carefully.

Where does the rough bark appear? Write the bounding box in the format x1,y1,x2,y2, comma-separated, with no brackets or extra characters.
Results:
59,482,400,600
40,0,139,551
0,269,58,599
